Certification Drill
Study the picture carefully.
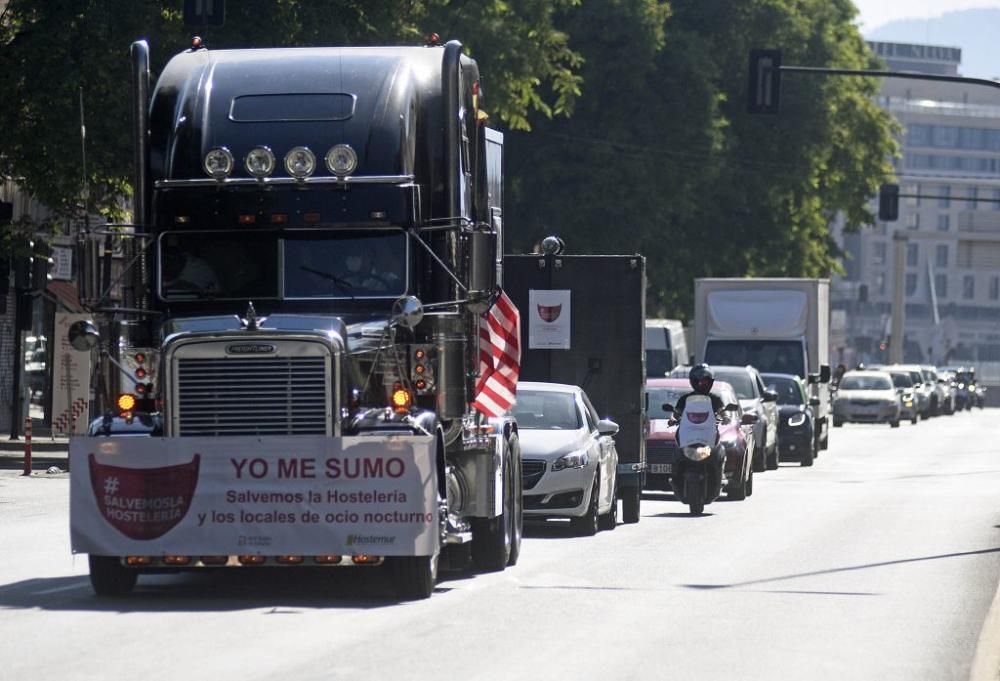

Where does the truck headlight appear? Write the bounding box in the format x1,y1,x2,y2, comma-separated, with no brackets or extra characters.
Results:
325,144,358,176
245,146,276,178
787,413,806,427
552,451,588,471
284,146,316,179
203,147,234,179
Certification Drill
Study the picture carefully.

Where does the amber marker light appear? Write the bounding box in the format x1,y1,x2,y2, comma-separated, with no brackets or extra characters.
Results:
351,555,380,565
163,555,191,566
303,212,321,223
238,555,266,565
269,213,289,224
391,386,412,413
314,555,342,564
238,214,257,225
116,393,137,411
276,555,304,565
126,556,153,566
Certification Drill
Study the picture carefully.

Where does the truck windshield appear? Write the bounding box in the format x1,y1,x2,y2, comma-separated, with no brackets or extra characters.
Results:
159,229,407,300
705,340,805,379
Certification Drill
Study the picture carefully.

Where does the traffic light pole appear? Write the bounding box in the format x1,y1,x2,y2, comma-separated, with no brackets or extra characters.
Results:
889,232,908,364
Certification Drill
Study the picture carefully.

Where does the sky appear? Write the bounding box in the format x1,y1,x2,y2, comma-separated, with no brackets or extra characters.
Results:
852,0,999,31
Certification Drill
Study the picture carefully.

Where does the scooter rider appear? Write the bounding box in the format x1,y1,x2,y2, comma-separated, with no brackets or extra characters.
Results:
673,364,726,422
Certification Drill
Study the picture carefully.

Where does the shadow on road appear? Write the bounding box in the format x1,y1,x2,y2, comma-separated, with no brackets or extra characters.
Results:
682,546,1000,591
0,564,473,613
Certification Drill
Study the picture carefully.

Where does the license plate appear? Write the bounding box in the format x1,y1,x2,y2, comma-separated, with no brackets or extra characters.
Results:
650,463,672,474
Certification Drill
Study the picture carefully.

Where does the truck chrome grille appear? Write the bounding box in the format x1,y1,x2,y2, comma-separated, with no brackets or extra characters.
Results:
175,355,329,436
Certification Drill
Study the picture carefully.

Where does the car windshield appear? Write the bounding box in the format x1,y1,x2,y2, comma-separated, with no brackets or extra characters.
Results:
645,387,687,416
512,391,582,430
713,370,755,399
704,340,805,378
840,375,892,391
764,375,804,405
891,372,913,388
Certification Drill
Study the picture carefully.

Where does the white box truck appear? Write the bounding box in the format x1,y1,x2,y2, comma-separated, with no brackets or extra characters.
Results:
694,278,832,449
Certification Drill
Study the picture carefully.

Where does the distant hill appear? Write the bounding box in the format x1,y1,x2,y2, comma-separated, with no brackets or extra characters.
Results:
866,7,1000,79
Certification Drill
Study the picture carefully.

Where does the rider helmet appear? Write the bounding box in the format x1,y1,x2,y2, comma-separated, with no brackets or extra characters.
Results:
689,364,714,395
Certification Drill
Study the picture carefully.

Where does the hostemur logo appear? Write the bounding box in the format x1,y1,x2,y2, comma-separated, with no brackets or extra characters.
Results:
346,534,396,547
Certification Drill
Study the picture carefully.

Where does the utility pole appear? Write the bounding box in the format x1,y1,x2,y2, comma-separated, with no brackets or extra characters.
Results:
889,231,908,364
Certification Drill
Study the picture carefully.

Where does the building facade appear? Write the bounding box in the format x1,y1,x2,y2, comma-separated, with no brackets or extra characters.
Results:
832,41,1000,367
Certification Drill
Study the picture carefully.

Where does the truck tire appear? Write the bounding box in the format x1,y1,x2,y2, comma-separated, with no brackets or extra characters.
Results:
622,485,641,524
506,433,523,567
471,436,515,572
391,554,438,600
89,555,137,597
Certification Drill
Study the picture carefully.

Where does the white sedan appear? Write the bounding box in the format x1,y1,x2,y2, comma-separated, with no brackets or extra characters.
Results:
512,382,620,535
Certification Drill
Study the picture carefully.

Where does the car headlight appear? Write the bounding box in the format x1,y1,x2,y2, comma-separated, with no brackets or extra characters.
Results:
787,413,806,427
203,147,234,179
551,451,589,471
284,146,316,179
325,144,358,176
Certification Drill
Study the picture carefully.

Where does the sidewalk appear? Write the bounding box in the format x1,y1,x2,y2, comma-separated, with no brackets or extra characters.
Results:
0,436,69,472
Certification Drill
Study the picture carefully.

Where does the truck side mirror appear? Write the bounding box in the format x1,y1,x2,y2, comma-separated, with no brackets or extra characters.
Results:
391,295,424,329
68,319,100,351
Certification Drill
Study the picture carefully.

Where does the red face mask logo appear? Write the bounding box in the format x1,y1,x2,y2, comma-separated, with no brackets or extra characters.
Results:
537,304,562,323
88,453,201,541
686,411,710,424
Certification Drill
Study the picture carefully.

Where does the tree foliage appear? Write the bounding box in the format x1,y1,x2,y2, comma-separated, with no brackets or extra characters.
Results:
506,0,899,319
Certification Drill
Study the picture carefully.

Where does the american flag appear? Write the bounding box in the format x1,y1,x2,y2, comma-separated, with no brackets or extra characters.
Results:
472,290,521,417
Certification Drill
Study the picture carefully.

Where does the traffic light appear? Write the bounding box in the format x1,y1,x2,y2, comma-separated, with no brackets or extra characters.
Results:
879,183,899,222
184,0,225,26
748,49,782,114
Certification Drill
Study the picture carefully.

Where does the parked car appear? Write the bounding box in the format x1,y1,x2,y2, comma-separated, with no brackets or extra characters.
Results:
832,370,901,427
712,365,779,471
644,378,756,500
887,369,920,424
512,382,620,535
762,373,819,466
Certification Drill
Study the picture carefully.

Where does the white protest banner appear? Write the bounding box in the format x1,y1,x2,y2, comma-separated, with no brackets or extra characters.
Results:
70,435,438,557
528,289,571,349
53,313,93,435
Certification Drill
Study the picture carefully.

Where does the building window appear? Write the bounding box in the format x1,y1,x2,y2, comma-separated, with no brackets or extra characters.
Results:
875,272,886,295
938,185,950,207
905,272,918,296
906,212,920,229
907,242,919,267
990,276,999,300
904,183,920,207
935,274,948,298
872,241,887,265
968,186,979,209
963,275,975,299
937,214,950,231
994,188,1000,211
936,244,949,267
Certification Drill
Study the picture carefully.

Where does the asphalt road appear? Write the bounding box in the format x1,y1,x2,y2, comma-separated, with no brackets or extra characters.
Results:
1,410,999,681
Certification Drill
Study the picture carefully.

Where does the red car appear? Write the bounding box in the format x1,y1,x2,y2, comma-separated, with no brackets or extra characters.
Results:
645,378,756,500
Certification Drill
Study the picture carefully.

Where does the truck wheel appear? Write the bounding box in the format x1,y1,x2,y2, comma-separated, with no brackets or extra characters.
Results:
391,554,438,600
622,485,641,524
88,555,137,597
571,476,600,536
471,437,515,572
506,433,523,567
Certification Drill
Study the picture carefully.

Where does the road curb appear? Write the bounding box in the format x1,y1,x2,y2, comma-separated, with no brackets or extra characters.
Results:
970,572,1000,681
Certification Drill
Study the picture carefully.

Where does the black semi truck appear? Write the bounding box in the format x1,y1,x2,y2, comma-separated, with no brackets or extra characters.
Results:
504,252,646,522
68,38,522,600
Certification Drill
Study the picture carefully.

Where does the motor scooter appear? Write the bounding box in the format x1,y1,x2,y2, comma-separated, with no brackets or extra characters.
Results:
666,396,738,515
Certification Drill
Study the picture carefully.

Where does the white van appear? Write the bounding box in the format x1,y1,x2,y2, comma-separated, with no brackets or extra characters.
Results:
646,319,689,378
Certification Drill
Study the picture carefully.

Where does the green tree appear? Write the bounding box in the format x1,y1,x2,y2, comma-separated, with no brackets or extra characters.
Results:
0,0,583,221
507,0,899,320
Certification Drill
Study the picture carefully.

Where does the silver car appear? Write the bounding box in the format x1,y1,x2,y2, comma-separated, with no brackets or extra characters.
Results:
513,382,620,536
833,371,901,427
712,366,780,472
